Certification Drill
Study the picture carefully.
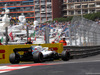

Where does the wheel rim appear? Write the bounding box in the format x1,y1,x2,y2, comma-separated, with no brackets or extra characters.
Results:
39,53,43,62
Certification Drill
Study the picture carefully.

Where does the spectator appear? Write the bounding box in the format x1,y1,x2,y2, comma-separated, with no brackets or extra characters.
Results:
25,37,32,44
59,38,67,46
51,41,55,44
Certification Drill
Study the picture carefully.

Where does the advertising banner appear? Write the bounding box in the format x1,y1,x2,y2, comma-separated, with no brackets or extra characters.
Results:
0,43,63,64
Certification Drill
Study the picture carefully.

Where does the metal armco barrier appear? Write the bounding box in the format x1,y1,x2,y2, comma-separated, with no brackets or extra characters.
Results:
63,46,100,59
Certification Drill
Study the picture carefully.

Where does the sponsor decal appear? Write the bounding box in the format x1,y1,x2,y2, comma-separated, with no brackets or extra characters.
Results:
0,50,5,59
49,47,58,52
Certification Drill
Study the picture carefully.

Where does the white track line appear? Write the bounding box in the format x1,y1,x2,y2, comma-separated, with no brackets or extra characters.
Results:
0,66,30,73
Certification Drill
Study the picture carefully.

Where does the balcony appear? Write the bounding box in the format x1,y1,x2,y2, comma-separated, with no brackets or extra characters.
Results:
41,19,46,23
47,2,51,5
35,13,40,16
16,4,21,6
9,13,34,18
35,0,39,2
41,11,46,13
82,6,88,8
47,15,52,17
89,3,95,5
47,8,51,11
25,14,34,17
29,3,34,5
0,4,4,6
46,10,52,13
67,13,74,15
36,18,40,22
8,7,34,12
63,14,73,17
96,5,100,7
41,9,45,11
41,0,45,2
35,15,40,17
48,18,52,21
35,3,40,5
35,9,40,11
35,5,40,8
47,11,52,13
9,11,35,14
41,15,46,17
22,3,30,5
82,12,88,14
41,2,45,5
10,4,15,6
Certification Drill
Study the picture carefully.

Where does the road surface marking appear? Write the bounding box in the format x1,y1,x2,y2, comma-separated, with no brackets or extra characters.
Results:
0,63,51,73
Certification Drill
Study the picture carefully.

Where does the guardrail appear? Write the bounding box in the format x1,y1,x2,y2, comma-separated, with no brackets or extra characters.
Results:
63,46,100,59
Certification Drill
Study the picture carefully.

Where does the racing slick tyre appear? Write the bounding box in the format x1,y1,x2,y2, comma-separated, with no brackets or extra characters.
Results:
9,53,20,64
33,52,43,63
53,51,59,60
61,51,70,61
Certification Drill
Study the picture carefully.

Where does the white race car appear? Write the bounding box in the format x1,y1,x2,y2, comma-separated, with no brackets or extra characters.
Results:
9,45,70,64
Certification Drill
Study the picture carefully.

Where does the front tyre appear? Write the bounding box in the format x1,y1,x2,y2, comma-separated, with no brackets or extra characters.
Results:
33,52,43,63
61,51,70,61
9,53,20,64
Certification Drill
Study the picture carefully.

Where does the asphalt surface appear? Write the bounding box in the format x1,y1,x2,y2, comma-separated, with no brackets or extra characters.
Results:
1,54,100,75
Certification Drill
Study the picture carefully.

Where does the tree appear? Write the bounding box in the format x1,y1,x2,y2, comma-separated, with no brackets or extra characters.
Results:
83,12,100,21
54,17,73,22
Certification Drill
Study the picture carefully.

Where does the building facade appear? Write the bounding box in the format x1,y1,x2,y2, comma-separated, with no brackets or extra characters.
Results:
63,0,100,17
34,0,62,23
0,0,62,23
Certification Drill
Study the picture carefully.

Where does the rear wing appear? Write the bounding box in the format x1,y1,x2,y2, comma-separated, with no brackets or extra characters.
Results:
13,48,31,53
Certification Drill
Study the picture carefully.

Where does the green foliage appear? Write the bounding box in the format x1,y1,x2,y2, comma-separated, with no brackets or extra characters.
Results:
45,20,53,23
83,12,100,21
54,17,73,22
53,12,100,22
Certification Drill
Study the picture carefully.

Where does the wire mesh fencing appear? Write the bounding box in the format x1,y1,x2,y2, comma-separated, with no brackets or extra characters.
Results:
69,16,100,46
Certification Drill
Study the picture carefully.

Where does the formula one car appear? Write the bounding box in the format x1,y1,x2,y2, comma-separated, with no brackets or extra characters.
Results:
9,45,70,64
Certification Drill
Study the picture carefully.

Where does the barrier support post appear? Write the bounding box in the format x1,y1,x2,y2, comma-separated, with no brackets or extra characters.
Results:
26,25,29,42
5,27,8,45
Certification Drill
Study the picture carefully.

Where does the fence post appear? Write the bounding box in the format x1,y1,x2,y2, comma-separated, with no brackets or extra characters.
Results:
79,29,82,46
26,25,29,42
69,25,72,46
45,26,49,44
5,27,8,45
74,28,77,46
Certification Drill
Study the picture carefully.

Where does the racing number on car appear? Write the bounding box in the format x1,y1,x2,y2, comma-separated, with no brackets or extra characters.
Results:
49,47,58,52
0,50,5,59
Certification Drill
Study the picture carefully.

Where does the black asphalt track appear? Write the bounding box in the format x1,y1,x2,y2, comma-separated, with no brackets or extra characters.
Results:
1,54,100,75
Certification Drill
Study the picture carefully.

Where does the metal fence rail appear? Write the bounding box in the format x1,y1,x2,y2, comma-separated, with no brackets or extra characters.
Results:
63,46,100,59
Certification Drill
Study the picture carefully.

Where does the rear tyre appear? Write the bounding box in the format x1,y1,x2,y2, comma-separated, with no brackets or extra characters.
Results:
53,51,59,59
61,51,70,61
33,52,43,63
9,53,20,64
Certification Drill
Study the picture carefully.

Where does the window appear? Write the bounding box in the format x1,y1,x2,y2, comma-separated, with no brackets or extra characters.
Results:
47,0,51,2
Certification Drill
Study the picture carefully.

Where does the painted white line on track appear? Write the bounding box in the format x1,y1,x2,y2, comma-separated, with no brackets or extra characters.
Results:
1,60,100,74
0,66,8,69
0,63,51,74
0,66,30,74
0,71,9,73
